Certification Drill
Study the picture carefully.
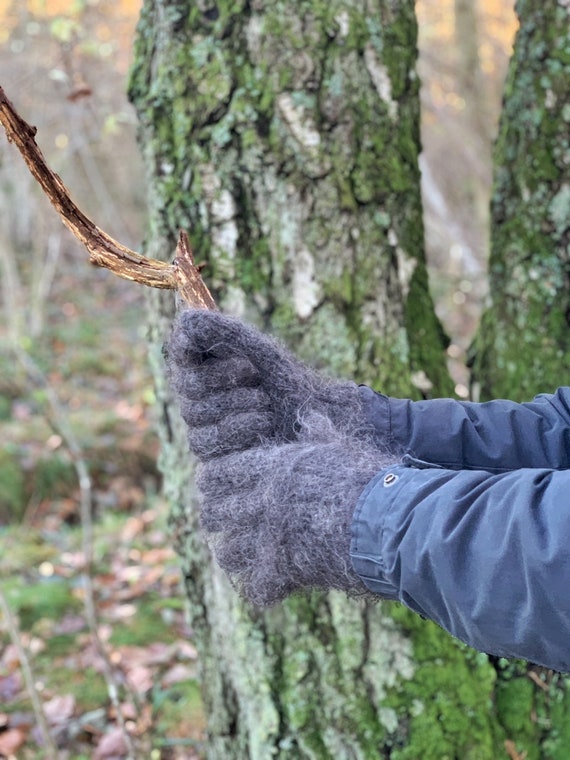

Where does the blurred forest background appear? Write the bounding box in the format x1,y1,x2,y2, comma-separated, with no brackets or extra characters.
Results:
0,0,517,757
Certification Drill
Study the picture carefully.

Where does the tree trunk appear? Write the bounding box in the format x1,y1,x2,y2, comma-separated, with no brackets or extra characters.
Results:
127,1,562,757
471,0,569,401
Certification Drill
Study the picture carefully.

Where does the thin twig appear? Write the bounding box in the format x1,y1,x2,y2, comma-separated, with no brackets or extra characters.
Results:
0,84,216,310
527,669,550,692
0,231,24,344
30,231,62,337
0,588,60,760
504,739,528,760
16,349,139,760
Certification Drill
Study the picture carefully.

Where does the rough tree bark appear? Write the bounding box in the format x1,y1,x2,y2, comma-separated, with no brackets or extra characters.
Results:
471,0,569,401
128,1,568,758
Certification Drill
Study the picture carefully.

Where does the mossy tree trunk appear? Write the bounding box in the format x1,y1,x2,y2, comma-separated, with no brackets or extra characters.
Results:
128,1,569,758
471,0,569,401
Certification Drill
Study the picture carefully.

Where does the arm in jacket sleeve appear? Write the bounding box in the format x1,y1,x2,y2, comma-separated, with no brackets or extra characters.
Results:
358,386,570,472
167,311,570,669
351,463,570,671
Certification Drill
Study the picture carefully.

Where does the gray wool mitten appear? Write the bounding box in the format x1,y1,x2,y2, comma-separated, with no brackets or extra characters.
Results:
196,413,396,604
165,310,397,604
166,309,375,456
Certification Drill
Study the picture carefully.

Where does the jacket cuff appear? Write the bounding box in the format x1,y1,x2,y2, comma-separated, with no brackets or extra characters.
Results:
349,466,402,600
358,386,392,446
358,385,414,453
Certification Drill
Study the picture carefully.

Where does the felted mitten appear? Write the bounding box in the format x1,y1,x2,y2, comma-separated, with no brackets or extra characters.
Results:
165,309,397,604
165,309,375,459
197,413,395,604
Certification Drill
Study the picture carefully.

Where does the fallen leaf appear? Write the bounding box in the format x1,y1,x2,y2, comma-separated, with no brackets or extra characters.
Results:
504,739,528,760
54,616,86,636
44,694,76,725
0,727,27,755
144,642,177,666
141,508,158,524
1,644,21,670
93,726,128,759
177,642,198,661
60,550,87,568
2,711,34,729
114,400,144,422
118,702,137,721
162,663,195,687
162,569,182,587
108,603,137,621
141,565,165,586
113,645,149,668
134,703,153,735
121,516,146,541
126,665,153,695
141,548,176,564
0,672,23,701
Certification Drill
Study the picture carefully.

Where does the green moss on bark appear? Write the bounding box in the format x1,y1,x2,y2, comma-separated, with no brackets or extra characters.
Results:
383,606,501,760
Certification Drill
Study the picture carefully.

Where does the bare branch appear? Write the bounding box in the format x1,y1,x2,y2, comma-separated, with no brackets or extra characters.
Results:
0,85,216,310
0,589,59,760
173,230,217,310
16,349,139,760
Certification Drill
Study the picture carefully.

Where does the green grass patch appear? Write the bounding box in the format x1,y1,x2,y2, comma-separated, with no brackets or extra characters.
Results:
1,575,81,630
109,595,179,647
36,659,109,712
0,526,58,572
153,678,206,744
0,446,26,522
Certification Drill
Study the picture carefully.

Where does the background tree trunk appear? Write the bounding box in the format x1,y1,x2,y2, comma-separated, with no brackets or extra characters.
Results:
471,0,569,401
129,0,569,758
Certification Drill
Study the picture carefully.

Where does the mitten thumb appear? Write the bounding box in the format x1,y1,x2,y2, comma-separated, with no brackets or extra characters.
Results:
171,310,368,443
172,309,303,392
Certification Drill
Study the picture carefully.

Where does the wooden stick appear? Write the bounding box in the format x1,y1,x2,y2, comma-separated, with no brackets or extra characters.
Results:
0,85,215,310
0,589,59,760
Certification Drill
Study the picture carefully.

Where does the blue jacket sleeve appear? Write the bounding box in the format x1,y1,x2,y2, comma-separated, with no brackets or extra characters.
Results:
350,463,570,671
358,386,570,472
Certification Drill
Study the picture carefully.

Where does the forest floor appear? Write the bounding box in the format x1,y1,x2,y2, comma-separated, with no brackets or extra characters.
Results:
0,265,206,759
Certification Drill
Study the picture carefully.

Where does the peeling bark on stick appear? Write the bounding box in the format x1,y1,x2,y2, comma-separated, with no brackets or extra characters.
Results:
0,85,215,310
